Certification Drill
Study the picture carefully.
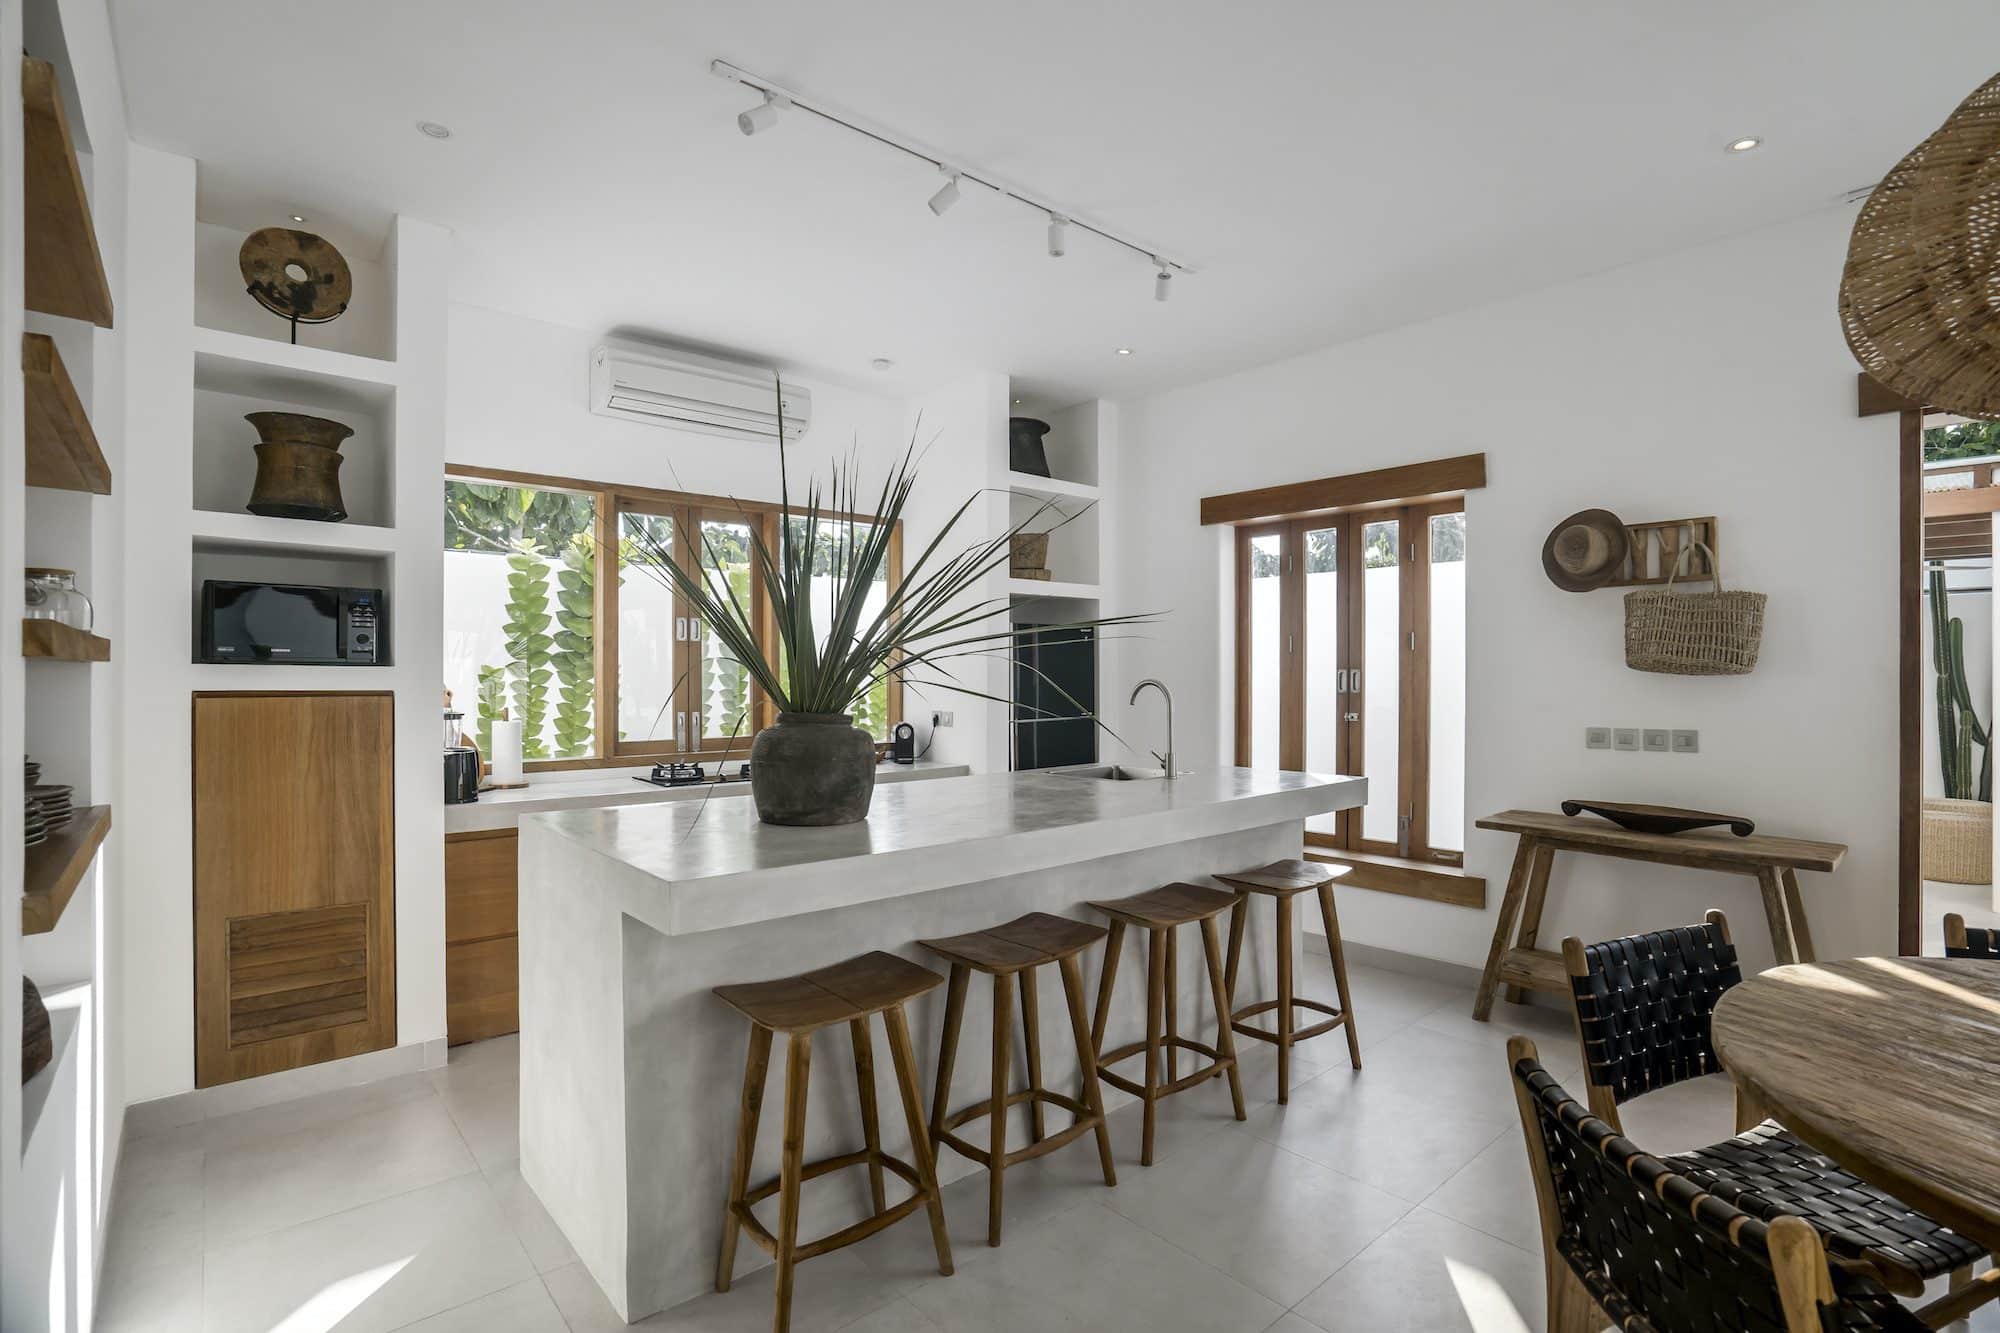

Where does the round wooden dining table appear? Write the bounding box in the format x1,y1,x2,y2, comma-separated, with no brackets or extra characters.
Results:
1712,957,2000,1255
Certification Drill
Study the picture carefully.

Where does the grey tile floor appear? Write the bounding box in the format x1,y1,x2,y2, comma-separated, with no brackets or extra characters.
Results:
93,953,1983,1332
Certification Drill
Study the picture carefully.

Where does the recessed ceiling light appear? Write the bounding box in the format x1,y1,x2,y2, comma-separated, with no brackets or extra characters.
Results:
1114,347,1133,356
289,213,306,224
417,121,452,140
1726,136,1762,154
870,357,894,371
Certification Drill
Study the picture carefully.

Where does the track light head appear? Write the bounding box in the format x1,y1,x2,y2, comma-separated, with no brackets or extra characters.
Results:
738,91,789,136
928,170,962,217
1047,214,1069,258
1154,261,1173,302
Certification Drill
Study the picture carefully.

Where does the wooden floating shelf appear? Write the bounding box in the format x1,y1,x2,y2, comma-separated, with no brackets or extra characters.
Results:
22,57,113,328
23,334,110,493
22,620,111,662
22,805,111,935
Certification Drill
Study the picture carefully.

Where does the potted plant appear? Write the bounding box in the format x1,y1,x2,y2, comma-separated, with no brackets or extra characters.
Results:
1923,563,1992,885
628,397,1143,826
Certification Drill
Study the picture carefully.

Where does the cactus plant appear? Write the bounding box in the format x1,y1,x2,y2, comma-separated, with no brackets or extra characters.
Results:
1929,563,1992,801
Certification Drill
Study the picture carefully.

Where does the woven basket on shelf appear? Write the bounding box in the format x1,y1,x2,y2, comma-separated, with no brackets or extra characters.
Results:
1840,70,2000,418
1623,543,1765,676
1923,796,1993,885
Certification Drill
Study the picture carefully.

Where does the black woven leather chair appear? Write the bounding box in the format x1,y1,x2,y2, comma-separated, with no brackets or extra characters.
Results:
1508,1035,1931,1333
1943,913,2000,960
1562,912,1990,1317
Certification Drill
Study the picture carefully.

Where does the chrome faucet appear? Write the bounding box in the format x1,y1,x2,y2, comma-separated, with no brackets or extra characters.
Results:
1130,678,1176,779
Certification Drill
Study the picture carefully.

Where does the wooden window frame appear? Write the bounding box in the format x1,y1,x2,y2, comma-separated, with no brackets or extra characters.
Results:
1219,454,1485,906
446,464,902,772
1234,500,1463,865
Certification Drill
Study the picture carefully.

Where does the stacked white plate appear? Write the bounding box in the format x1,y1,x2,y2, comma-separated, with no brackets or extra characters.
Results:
23,758,40,787
28,783,72,832
23,793,47,848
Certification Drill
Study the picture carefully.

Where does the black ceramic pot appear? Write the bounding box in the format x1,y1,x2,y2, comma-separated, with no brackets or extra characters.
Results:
1009,417,1052,477
749,712,877,825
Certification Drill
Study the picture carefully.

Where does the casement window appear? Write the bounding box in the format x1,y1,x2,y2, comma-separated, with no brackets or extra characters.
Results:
443,467,900,770
1234,499,1468,866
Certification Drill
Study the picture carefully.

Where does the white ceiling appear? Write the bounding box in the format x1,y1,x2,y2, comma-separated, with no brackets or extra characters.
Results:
109,0,2000,404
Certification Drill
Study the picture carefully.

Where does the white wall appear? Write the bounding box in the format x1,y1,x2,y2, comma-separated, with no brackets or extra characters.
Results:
1107,205,1900,972
444,305,990,752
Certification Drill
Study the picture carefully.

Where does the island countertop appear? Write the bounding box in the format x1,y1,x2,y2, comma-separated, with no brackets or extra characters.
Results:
524,766,1363,937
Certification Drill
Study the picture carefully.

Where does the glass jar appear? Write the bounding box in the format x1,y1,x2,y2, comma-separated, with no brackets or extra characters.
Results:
24,569,91,631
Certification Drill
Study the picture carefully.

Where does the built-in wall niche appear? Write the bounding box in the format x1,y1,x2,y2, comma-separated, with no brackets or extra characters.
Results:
1009,395,1100,488
191,383,394,528
188,544,393,666
1009,489,1100,587
193,217,394,361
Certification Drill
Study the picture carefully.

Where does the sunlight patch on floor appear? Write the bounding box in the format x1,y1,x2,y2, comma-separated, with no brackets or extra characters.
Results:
269,1257,413,1333
1446,1254,1533,1333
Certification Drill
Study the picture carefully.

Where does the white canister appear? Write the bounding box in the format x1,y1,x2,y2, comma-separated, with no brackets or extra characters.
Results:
491,719,525,786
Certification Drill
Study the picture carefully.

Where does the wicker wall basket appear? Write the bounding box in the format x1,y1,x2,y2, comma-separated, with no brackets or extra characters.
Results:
1623,543,1766,676
1923,796,1993,885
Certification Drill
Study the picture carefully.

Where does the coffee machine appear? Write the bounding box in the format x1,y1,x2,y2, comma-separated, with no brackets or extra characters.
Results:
444,709,480,804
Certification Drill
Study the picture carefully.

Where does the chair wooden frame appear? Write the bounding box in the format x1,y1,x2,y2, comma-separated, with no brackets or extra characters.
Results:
1509,1035,1932,1333
923,917,1118,1247
1218,860,1363,1104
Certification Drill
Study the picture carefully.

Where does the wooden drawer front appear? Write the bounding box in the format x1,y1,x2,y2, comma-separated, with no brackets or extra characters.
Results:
229,903,371,1046
446,935,519,1045
446,831,517,945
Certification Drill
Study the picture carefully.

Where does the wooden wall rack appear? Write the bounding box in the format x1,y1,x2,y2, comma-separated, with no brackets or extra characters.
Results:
1604,516,1718,587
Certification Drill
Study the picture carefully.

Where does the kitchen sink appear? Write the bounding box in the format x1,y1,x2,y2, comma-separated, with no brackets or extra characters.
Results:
1049,764,1172,781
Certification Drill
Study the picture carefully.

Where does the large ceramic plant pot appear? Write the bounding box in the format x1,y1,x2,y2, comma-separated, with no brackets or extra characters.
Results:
749,713,877,826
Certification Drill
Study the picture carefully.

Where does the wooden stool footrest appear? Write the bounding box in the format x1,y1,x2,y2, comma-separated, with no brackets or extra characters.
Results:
937,1114,1104,1172
939,1086,1092,1135
1097,1036,1234,1099
736,1149,929,1261
1230,996,1351,1046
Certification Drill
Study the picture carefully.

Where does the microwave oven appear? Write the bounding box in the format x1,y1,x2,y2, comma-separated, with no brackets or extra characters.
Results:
199,580,384,665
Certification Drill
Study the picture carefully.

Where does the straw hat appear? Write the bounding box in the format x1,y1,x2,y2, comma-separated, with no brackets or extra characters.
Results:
1541,509,1629,592
1841,71,2000,418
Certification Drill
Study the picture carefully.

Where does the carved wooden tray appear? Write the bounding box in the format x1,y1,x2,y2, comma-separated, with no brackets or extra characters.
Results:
1560,799,1755,837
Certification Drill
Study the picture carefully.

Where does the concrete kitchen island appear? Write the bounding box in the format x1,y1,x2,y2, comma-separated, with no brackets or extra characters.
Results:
517,767,1365,1321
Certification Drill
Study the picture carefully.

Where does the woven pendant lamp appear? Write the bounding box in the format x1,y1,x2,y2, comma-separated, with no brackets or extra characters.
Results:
1841,72,2000,418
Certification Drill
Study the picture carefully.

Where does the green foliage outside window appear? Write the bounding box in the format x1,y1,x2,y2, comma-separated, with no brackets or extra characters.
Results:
446,481,597,758
1925,421,2000,463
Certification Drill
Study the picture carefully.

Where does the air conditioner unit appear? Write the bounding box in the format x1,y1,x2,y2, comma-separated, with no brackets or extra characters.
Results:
589,341,810,442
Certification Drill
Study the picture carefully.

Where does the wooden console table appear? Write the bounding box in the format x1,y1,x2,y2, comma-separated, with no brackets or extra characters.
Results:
1470,809,1847,1021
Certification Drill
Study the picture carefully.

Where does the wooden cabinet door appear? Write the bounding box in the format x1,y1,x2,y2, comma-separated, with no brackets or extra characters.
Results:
445,830,519,1044
193,692,395,1087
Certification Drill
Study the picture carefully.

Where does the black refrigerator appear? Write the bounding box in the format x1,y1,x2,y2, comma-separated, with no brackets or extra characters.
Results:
1011,623,1098,770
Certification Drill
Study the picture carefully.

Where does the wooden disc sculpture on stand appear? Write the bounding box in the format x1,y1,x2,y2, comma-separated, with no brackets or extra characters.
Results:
245,411,351,522
1841,71,2000,417
239,226,352,345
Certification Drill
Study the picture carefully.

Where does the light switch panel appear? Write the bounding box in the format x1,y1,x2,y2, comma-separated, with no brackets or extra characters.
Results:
1671,729,1699,754
1584,726,1611,750
1612,727,1640,752
1642,728,1670,753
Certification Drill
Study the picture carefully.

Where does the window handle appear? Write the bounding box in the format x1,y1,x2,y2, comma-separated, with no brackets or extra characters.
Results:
675,617,688,642
692,710,704,748
1350,667,1361,695
1334,668,1348,694
674,711,687,750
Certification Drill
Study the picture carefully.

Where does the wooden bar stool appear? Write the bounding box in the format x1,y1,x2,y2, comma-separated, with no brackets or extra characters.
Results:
713,951,954,1333
919,911,1117,1246
1218,859,1361,1104
1086,883,1246,1166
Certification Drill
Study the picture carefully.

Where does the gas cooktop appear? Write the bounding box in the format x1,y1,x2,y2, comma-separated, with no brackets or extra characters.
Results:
635,761,752,789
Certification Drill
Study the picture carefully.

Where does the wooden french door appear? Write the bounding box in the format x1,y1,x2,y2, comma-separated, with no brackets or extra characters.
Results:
1235,500,1463,864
